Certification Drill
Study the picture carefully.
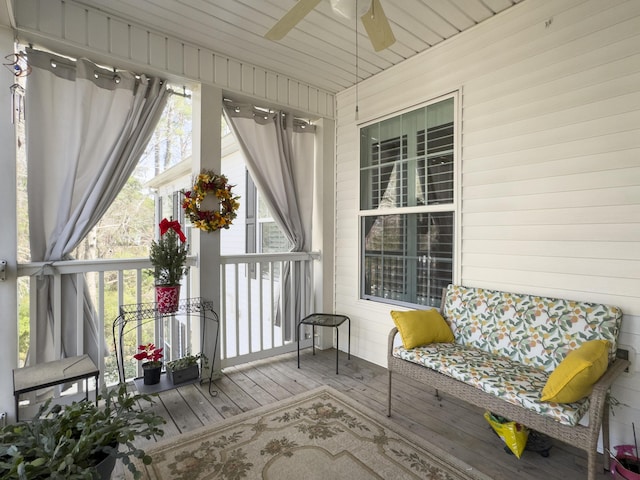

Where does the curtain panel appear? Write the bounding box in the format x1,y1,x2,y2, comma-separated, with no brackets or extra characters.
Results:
25,48,170,364
223,102,316,339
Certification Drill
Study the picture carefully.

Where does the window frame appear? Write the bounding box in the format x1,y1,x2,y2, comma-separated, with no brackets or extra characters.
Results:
357,91,461,309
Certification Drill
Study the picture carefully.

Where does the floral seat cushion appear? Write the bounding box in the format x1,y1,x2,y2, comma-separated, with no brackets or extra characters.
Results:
443,285,623,373
393,343,590,426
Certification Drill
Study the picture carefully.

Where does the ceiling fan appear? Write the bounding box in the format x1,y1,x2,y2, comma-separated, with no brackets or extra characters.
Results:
265,0,396,52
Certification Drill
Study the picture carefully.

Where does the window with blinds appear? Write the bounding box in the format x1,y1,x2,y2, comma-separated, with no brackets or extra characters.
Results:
360,96,456,308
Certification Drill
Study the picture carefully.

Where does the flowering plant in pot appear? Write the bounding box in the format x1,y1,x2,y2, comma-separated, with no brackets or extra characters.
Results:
134,343,164,385
149,218,188,313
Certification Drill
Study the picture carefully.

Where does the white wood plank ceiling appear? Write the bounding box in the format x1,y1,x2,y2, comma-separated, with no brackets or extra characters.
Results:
44,0,524,94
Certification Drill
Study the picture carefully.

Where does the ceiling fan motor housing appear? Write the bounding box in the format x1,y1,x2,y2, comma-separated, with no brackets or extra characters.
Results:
266,0,394,52
330,0,372,20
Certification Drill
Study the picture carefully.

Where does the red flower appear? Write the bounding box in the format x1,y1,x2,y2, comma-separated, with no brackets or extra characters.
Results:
133,343,163,362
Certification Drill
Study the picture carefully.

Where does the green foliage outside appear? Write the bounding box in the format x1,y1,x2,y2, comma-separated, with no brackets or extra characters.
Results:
17,279,30,365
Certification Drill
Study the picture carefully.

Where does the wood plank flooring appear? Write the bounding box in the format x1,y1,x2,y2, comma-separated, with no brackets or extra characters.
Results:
116,348,613,479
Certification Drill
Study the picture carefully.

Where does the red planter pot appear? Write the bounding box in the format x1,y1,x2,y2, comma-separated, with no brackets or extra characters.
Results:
155,285,181,313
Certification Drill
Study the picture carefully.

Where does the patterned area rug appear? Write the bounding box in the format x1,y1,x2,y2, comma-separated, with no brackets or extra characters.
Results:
134,386,490,480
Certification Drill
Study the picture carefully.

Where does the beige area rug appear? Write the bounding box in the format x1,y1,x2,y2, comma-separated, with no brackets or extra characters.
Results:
134,386,491,480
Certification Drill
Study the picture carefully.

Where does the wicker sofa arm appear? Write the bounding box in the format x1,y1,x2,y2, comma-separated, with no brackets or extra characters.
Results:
388,327,399,355
587,358,630,418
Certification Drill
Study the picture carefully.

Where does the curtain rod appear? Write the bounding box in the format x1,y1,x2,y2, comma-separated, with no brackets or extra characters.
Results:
25,45,188,94
168,86,191,99
223,98,312,125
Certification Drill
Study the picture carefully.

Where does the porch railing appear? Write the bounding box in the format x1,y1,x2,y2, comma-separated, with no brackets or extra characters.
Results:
219,252,318,368
16,252,318,391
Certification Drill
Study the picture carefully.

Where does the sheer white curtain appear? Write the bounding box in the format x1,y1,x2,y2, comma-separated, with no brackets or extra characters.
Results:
223,102,315,339
25,48,170,364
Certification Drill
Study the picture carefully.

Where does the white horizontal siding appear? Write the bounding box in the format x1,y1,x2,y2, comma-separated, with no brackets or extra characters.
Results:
463,240,640,260
463,254,638,280
465,204,640,226
335,0,640,446
14,0,334,119
463,224,640,242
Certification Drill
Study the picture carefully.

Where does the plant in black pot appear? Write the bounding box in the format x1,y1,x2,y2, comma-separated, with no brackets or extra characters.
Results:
166,352,208,385
0,384,165,480
134,343,164,385
149,218,188,314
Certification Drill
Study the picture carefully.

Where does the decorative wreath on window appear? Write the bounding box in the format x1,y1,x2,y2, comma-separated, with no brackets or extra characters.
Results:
182,170,240,232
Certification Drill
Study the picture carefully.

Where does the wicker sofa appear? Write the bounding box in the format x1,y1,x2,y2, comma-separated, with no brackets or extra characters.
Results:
387,284,630,480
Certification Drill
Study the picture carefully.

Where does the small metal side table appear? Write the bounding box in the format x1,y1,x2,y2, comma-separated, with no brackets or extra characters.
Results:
297,313,350,374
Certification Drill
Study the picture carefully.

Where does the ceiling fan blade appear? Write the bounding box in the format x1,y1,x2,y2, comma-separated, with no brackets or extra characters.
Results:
360,0,396,51
265,0,323,41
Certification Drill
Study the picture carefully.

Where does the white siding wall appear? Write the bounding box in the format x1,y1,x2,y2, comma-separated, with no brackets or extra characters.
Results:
14,0,334,119
220,136,247,256
335,0,640,445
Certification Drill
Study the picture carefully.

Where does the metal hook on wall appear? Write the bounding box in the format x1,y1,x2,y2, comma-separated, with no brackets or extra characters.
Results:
3,52,32,78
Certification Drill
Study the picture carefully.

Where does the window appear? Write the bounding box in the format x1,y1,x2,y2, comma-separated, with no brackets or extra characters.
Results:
257,196,292,253
360,96,456,308
245,170,292,278
245,170,292,254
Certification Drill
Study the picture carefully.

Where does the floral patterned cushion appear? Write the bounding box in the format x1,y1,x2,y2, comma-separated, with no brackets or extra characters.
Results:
443,285,623,372
393,343,590,426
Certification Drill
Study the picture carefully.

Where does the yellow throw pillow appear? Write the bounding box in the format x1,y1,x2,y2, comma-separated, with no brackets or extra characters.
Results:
540,339,610,403
390,309,454,349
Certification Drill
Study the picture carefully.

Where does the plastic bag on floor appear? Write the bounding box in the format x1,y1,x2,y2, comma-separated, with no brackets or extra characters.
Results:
484,411,529,459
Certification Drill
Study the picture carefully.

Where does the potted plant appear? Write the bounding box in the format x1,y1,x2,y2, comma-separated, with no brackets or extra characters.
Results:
0,384,165,480
166,352,208,385
134,343,164,385
149,217,188,313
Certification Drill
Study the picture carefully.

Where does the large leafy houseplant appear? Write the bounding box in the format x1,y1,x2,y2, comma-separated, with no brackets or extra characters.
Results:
0,384,165,480
149,218,188,287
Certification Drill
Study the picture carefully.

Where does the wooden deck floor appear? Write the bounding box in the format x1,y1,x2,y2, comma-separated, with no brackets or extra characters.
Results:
118,348,613,479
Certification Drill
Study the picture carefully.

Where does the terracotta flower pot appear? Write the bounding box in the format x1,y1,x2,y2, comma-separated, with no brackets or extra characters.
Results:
155,285,180,313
